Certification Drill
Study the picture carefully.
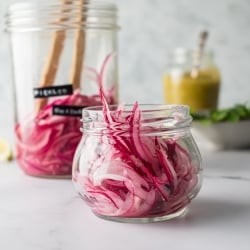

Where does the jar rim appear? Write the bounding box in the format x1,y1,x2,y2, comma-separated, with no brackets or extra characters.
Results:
81,104,192,134
83,103,190,113
169,47,214,57
5,0,119,32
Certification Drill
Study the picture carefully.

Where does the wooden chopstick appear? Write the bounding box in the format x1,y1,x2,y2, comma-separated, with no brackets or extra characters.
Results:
70,0,88,90
36,0,72,113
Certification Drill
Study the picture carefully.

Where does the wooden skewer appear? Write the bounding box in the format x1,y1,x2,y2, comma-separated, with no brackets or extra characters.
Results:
70,0,88,90
191,30,209,78
36,0,72,113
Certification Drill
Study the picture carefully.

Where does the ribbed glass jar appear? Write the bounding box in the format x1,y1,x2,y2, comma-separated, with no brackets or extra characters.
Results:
5,0,120,177
163,48,221,113
73,104,202,222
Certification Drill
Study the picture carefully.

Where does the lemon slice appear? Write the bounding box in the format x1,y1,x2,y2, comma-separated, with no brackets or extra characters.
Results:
0,138,13,162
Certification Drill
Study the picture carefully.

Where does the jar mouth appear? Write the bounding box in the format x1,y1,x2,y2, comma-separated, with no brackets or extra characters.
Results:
82,104,192,134
5,1,119,32
168,47,214,65
170,47,214,56
83,103,189,113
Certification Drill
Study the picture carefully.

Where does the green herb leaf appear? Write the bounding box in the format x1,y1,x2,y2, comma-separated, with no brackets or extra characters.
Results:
191,102,250,124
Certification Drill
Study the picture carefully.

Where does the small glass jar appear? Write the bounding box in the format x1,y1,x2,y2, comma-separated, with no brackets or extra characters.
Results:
72,104,202,222
5,1,119,177
163,48,221,113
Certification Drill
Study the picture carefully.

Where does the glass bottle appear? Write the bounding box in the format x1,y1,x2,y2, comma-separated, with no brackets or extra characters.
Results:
163,48,221,113
5,1,119,177
72,104,202,222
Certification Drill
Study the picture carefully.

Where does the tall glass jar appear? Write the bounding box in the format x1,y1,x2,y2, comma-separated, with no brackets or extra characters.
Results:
5,1,119,177
163,48,221,113
72,104,202,222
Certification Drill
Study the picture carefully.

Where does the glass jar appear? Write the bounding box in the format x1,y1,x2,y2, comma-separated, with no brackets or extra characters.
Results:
163,48,221,113
5,1,119,177
72,104,202,222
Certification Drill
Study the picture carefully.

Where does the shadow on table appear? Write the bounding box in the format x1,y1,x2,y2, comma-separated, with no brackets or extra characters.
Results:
149,197,249,228
202,150,250,175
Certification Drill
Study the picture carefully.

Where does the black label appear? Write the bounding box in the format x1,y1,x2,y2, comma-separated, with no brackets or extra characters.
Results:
33,84,73,98
52,105,87,117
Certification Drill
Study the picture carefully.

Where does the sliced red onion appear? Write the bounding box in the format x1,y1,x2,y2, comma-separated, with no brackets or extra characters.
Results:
75,98,200,217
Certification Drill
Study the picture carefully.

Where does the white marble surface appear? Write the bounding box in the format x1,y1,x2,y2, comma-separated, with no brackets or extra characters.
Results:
1,149,250,250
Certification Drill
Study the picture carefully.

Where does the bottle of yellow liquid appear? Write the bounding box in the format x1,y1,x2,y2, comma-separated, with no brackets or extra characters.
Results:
163,48,221,112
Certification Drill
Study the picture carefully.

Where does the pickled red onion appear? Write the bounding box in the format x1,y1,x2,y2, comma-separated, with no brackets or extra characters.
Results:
15,52,117,176
15,91,107,176
75,98,200,217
